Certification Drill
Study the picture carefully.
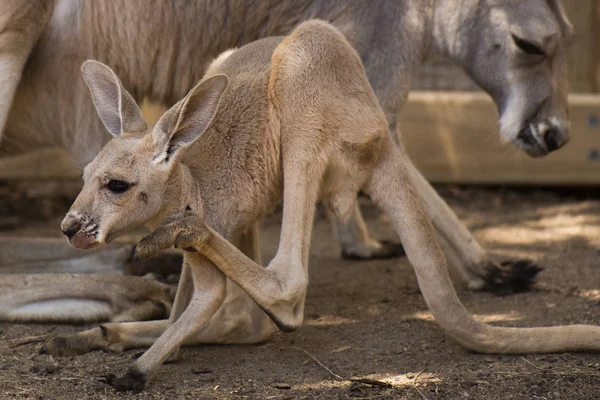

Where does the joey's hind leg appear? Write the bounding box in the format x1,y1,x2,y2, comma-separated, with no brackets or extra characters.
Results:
41,321,169,356
328,200,405,260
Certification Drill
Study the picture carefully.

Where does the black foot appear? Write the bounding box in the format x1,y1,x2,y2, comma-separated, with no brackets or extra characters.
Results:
104,370,148,393
341,240,406,261
483,259,544,295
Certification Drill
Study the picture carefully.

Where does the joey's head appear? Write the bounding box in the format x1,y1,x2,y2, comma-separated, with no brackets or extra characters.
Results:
61,61,228,249
438,0,573,157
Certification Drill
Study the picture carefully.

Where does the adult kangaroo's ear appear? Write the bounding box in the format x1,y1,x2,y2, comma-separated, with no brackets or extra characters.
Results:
153,74,228,164
81,60,148,137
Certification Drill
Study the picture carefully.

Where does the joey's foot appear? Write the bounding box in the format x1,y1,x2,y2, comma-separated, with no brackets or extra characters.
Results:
135,216,210,260
483,259,544,295
40,335,94,356
341,240,405,261
40,325,121,356
104,370,148,393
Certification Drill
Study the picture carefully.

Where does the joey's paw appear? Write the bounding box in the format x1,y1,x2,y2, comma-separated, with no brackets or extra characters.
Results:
103,370,148,393
483,259,544,295
40,326,120,356
135,216,204,259
341,240,405,261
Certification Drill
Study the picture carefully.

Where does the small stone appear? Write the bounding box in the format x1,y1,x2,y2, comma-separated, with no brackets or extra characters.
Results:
484,358,494,363
272,382,291,389
529,384,540,394
192,367,214,374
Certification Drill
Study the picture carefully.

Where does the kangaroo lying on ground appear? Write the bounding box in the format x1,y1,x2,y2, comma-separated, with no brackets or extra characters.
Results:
45,21,599,392
0,273,175,323
0,0,573,300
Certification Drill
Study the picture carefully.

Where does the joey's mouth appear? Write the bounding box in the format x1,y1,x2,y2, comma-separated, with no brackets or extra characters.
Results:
68,233,101,250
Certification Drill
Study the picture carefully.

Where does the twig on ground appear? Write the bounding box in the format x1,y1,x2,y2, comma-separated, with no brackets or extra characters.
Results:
2,335,48,348
288,346,392,388
411,369,428,400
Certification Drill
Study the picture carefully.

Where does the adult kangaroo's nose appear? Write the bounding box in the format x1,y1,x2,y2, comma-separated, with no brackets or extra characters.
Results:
61,218,81,239
543,127,567,153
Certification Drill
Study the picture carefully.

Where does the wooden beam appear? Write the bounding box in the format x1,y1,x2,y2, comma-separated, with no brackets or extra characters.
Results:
401,92,600,185
1,94,599,184
563,0,596,92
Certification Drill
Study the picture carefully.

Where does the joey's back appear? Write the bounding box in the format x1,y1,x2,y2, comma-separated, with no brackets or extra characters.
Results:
184,37,285,233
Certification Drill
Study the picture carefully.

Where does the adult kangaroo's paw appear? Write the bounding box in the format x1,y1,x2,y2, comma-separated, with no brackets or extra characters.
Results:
135,215,209,260
104,370,148,393
341,239,405,261
39,325,122,356
483,259,544,295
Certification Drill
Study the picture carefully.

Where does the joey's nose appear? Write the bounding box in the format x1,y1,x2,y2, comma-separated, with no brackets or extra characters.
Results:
61,220,81,239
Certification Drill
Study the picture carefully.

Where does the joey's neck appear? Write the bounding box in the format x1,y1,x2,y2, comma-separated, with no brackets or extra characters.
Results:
146,163,201,231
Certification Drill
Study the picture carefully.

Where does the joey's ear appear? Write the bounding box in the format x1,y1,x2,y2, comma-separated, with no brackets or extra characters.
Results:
152,74,228,163
81,60,148,137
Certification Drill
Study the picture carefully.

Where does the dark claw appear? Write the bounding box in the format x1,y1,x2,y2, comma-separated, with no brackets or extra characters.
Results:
132,248,140,262
341,240,406,261
104,369,148,393
483,259,544,295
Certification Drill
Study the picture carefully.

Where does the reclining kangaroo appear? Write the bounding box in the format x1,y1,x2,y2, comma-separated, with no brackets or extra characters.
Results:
46,21,599,392
0,0,573,298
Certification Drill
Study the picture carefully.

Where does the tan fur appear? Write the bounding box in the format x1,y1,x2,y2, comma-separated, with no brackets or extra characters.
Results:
0,0,574,291
43,21,599,393
0,274,174,324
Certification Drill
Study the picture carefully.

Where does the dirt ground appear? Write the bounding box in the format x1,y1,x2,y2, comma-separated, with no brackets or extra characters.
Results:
1,182,600,399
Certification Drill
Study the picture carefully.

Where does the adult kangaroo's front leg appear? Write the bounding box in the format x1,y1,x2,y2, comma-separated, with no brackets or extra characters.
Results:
404,157,542,292
0,0,52,141
329,201,405,260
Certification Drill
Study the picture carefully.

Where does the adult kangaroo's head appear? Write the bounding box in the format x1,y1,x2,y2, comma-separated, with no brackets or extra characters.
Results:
61,61,227,249
435,0,573,157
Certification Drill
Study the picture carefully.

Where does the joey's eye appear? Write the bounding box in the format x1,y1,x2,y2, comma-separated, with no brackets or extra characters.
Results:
107,180,130,194
512,34,546,57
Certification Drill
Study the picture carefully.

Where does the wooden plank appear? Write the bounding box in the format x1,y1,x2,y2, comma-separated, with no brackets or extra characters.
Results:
563,0,596,92
1,94,599,184
401,92,600,185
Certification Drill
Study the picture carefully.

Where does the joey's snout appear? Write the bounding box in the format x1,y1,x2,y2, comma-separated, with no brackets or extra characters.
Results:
61,211,101,250
61,218,80,239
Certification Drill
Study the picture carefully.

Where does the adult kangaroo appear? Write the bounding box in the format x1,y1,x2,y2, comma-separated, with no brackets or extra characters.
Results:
0,0,572,291
48,21,600,393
